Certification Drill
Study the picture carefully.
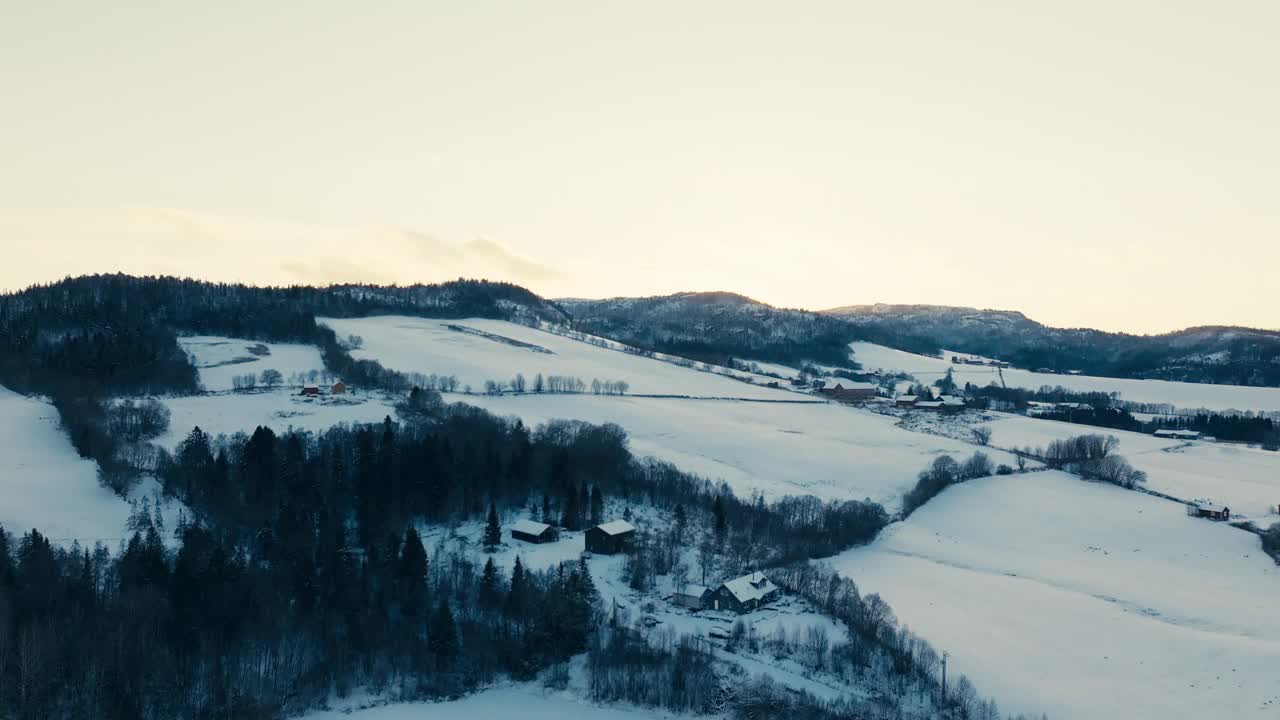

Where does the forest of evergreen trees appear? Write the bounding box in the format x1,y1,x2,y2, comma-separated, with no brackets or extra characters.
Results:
0,386,915,719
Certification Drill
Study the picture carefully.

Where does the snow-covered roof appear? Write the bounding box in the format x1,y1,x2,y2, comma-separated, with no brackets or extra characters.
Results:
720,572,778,604
915,401,944,408
595,519,636,536
821,378,876,390
511,519,552,536
1194,502,1228,513
896,395,918,402
676,584,710,597
1155,429,1201,439
940,396,965,406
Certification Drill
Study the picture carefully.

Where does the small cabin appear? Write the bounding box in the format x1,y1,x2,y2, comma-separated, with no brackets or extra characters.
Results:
510,519,558,544
331,381,347,395
300,385,321,397
895,395,919,408
709,572,780,614
1187,503,1230,521
585,520,636,554
673,584,710,611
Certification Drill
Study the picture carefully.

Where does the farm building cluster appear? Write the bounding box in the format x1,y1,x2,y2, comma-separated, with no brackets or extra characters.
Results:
895,394,965,412
952,355,1010,369
506,518,782,615
507,518,639,555
300,381,348,397
1026,401,1093,417
671,571,781,614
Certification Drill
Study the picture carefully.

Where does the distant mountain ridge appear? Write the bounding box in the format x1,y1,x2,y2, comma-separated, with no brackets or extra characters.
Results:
824,303,1280,386
559,291,860,368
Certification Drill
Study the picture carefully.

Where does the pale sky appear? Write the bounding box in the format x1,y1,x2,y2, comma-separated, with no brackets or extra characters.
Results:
2,2,1277,333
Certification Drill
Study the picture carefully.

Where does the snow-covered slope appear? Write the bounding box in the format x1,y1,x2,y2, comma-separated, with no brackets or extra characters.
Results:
975,413,1280,519
300,686,676,720
461,394,1019,510
156,388,398,449
832,470,1280,719
179,336,327,392
0,385,137,542
319,315,794,400
852,341,1280,412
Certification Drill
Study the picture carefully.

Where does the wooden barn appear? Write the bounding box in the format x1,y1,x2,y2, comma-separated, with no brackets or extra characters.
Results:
300,385,321,397
708,571,780,614
1155,429,1201,441
585,520,636,554
895,395,919,408
510,519,559,544
819,379,877,402
672,584,710,611
1187,503,1230,521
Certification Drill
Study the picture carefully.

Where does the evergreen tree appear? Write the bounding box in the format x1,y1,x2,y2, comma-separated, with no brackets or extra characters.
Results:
589,485,604,526
428,599,460,670
398,527,428,617
478,557,503,610
505,555,527,618
561,485,581,530
483,502,502,551
713,495,727,542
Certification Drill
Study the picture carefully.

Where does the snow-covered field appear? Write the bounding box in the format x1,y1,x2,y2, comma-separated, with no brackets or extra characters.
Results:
976,413,1280,520
179,335,327,392
832,470,1280,719
156,388,398,449
974,413,1180,457
851,342,1280,413
0,385,143,542
1130,443,1280,521
300,686,678,720
319,316,794,400
461,394,1019,510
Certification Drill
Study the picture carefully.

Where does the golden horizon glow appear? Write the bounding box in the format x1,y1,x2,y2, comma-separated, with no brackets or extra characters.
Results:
2,2,1277,334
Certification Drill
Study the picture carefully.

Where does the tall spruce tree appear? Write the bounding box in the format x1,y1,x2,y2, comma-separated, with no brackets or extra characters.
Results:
483,502,502,551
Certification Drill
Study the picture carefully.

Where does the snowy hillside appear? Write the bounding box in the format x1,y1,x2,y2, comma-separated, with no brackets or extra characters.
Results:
461,394,1019,510
0,385,142,542
319,315,794,400
852,341,1280,412
833,470,1280,719
976,413,1280,519
179,335,327,392
300,686,678,720
155,388,398,449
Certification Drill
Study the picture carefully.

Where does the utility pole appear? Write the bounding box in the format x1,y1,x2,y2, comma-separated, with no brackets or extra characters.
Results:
941,651,948,704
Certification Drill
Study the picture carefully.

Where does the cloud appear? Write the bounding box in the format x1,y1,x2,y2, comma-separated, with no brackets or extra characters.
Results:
0,207,562,293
